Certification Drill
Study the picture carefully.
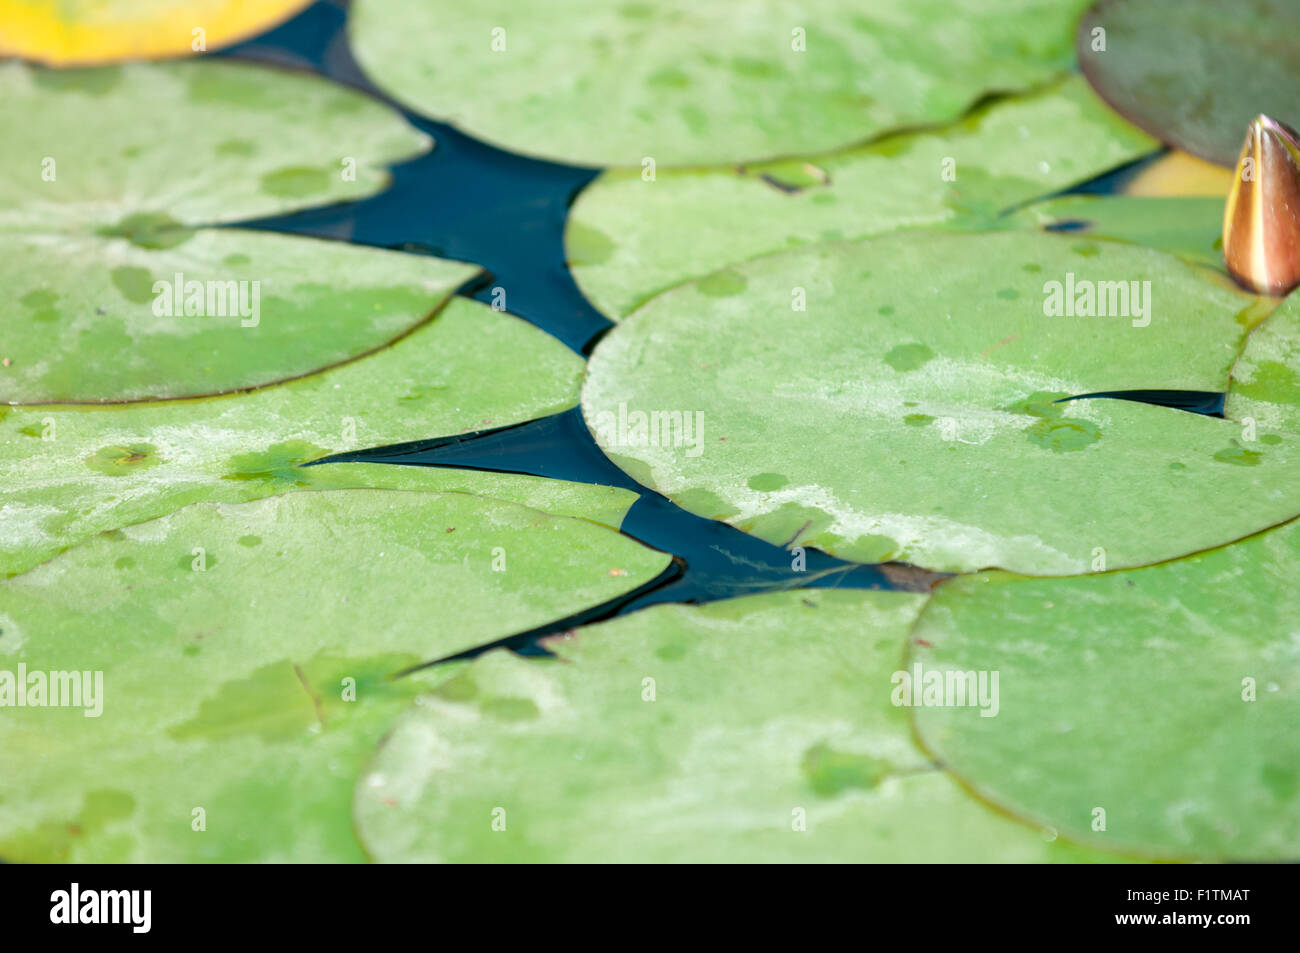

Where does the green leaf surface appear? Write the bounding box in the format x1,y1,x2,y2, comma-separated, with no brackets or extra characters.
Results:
0,60,426,226
910,516,1300,860
581,231,1299,574
3,229,477,403
1008,194,1227,272
0,298,629,579
350,0,1093,167
354,590,1124,862
0,488,670,862
0,59,462,402
1078,0,1300,167
570,77,1155,319
1225,292,1300,435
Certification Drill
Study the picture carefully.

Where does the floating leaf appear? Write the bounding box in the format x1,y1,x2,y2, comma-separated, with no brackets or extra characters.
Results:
0,60,460,402
0,61,427,226
3,229,476,403
350,0,1093,167
569,77,1154,319
1225,292,1300,435
1009,195,1226,272
354,590,1124,862
0,488,670,862
910,516,1300,860
581,231,1300,574
0,298,628,578
0,0,313,65
1078,0,1300,167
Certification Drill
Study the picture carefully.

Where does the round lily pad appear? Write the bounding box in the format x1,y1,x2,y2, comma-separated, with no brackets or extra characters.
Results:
910,515,1300,860
354,590,1125,862
350,0,1091,167
0,297,630,579
1078,0,1300,167
569,77,1155,319
0,488,670,862
581,231,1300,574
0,59,462,402
0,0,313,65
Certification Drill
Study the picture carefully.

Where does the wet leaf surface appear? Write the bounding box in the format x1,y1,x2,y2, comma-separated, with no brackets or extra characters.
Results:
0,488,669,861
354,590,1128,862
1226,290,1300,435
910,515,1300,860
0,298,623,578
0,59,463,402
1008,195,1227,272
351,0,1093,167
569,77,1155,319
581,231,1299,574
7,0,1296,866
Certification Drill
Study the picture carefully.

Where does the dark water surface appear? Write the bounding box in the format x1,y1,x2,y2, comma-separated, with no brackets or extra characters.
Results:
220,1,1219,662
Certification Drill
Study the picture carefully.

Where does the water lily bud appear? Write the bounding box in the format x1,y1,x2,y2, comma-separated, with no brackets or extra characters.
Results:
1223,115,1300,296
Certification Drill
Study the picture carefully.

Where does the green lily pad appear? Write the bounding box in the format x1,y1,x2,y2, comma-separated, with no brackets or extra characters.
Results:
569,77,1155,319
0,297,631,578
0,59,467,402
0,488,670,862
910,515,1300,860
1008,194,1227,272
0,60,426,224
350,0,1093,167
1225,292,1300,435
581,231,1300,574
3,229,477,403
354,590,1125,862
1078,0,1300,167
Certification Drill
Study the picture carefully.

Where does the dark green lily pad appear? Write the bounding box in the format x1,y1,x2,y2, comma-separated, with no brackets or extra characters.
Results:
911,515,1300,860
570,77,1154,318
1078,0,1300,166
581,231,1299,573
0,60,467,402
354,591,1125,862
351,0,1094,167
0,488,669,862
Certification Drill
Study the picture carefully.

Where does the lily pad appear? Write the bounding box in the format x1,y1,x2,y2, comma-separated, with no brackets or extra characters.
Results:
354,590,1124,862
1078,0,1300,167
581,231,1300,574
350,0,1093,167
0,297,629,578
0,488,670,862
0,59,459,402
0,0,313,64
1009,195,1227,272
1225,291,1300,435
569,77,1155,319
910,515,1300,860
